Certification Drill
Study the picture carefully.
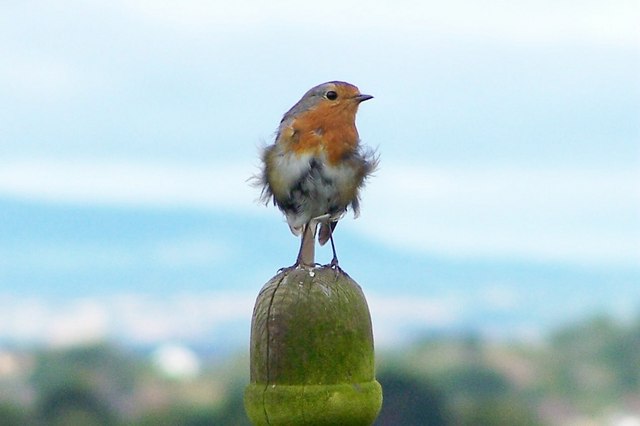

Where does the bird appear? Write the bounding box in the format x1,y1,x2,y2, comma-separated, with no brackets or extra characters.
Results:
256,81,377,269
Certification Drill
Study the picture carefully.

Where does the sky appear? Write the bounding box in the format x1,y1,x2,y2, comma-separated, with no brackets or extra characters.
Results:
0,1,639,350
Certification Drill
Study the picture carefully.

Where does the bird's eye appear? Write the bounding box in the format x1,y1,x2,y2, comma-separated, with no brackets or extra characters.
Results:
325,90,338,100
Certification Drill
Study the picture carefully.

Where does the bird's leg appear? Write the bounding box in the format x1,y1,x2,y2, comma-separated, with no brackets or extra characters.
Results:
295,220,318,269
329,232,338,266
327,227,343,272
277,221,319,273
310,214,342,272
311,214,332,266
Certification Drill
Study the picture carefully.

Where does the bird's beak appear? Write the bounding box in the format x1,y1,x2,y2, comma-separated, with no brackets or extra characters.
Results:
355,94,374,103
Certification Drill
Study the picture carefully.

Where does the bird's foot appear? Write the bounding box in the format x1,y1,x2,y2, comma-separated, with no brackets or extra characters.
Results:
324,257,345,276
276,264,297,274
277,261,321,274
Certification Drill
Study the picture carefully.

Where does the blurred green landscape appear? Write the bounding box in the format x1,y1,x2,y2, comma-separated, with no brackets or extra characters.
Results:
1,310,638,425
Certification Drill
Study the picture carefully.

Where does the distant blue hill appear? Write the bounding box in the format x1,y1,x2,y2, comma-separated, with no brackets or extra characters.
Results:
1,197,638,334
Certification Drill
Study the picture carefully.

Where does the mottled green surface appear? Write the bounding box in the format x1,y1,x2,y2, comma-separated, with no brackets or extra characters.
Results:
245,266,382,425
245,382,382,426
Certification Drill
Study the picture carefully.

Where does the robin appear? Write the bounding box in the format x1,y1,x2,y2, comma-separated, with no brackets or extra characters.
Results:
256,81,377,269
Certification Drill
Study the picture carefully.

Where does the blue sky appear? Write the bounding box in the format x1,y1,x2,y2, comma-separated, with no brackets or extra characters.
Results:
0,1,639,348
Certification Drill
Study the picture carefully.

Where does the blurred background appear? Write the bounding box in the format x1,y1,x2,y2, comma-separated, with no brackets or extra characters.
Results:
1,0,639,424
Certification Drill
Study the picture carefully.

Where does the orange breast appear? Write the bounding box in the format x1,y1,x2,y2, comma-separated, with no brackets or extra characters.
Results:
283,105,359,165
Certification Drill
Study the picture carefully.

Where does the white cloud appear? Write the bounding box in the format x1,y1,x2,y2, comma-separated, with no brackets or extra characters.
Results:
98,0,639,45
0,54,71,98
368,295,464,346
0,285,632,348
0,293,255,347
0,159,258,212
1,158,637,265
368,295,462,326
2,1,634,115
109,293,254,344
48,299,110,347
0,49,107,101
352,164,640,265
0,292,465,348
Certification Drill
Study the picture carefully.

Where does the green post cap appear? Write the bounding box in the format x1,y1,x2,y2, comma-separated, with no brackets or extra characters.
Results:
244,266,382,425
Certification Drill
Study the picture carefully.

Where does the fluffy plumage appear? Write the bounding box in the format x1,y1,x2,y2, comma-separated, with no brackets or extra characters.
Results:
257,81,377,266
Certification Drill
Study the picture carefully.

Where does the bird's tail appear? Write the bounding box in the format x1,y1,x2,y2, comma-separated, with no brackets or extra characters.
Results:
318,222,337,246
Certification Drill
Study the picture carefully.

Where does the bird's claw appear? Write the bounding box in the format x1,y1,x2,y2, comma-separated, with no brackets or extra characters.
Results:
323,258,345,276
277,262,321,274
